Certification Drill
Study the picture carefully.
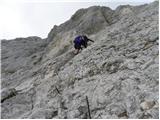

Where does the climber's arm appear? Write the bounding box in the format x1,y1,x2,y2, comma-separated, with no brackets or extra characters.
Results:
88,39,94,42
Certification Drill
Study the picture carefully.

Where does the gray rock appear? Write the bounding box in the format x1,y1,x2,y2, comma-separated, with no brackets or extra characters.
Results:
1,88,17,103
1,1,159,119
140,101,156,110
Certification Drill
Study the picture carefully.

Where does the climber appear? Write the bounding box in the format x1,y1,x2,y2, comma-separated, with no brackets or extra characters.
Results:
73,35,94,54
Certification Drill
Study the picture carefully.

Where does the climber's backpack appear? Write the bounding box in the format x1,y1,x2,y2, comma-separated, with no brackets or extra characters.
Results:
74,35,82,44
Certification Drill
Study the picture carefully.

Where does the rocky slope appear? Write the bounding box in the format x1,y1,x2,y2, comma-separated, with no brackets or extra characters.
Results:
1,1,159,119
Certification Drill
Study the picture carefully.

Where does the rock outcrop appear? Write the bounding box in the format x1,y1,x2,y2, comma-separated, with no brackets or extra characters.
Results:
1,1,159,119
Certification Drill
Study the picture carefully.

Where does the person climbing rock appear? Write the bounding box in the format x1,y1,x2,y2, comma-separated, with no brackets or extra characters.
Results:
73,35,94,54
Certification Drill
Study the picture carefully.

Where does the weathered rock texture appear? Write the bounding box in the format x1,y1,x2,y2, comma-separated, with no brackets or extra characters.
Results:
1,1,159,119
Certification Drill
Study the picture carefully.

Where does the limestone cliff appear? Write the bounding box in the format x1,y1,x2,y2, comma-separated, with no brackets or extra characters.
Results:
1,1,159,119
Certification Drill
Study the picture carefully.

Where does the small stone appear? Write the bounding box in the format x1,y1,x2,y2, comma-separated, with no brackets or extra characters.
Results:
140,101,155,110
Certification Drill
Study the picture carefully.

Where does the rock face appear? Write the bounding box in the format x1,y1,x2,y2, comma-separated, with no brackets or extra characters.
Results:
1,1,159,119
